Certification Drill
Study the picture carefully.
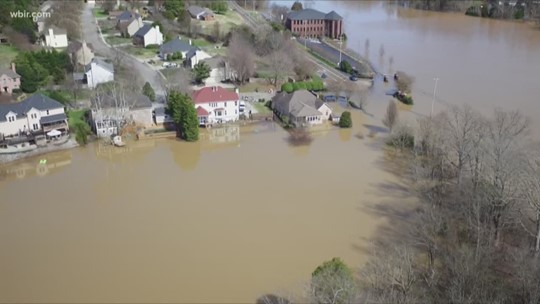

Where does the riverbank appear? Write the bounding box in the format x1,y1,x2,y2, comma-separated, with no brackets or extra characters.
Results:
0,138,79,164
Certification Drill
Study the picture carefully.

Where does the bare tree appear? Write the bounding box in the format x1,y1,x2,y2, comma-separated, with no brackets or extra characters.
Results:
519,143,540,253
395,71,415,94
227,32,255,84
266,49,293,86
164,67,192,94
212,21,221,42
383,100,398,132
441,104,481,185
483,110,529,247
48,0,84,40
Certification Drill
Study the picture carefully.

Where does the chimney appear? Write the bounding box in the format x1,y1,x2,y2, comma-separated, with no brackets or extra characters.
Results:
48,28,54,36
189,39,192,45
11,63,16,72
235,88,239,94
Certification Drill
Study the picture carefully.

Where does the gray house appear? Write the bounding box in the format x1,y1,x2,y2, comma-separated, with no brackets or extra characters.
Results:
90,93,153,137
272,90,332,127
187,5,215,20
159,38,211,68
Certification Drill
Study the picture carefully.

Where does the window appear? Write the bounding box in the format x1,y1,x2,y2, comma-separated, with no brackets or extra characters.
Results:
216,111,222,116
46,110,49,115
235,109,237,114
235,101,237,106
7,116,14,122
224,102,227,107
33,123,39,130
225,110,227,115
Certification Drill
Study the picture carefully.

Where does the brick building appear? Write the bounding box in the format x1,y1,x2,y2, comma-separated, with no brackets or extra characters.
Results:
286,9,343,39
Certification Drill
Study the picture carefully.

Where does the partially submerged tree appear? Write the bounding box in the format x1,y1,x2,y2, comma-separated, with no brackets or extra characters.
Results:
382,100,398,132
339,111,352,128
395,71,415,93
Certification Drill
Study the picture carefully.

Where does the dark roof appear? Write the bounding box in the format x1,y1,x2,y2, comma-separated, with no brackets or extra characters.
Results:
85,58,114,74
154,107,166,116
288,8,325,20
133,23,153,37
67,40,94,53
0,68,20,79
288,8,342,21
272,90,322,118
325,11,343,20
117,10,140,21
0,94,64,122
159,38,197,54
40,112,67,124
187,5,208,17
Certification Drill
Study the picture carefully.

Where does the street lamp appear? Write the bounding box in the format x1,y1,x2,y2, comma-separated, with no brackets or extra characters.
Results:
339,35,342,64
431,77,439,117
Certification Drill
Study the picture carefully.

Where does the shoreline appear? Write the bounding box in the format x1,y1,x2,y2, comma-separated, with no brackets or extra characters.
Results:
0,138,79,165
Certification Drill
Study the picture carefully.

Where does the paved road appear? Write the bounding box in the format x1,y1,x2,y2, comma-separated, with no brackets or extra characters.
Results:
300,38,377,77
81,4,166,99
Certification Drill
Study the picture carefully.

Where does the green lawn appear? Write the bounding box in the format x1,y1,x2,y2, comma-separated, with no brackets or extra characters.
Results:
105,36,132,46
92,8,108,18
192,38,212,48
67,109,88,128
0,45,19,67
252,101,271,114
120,46,158,59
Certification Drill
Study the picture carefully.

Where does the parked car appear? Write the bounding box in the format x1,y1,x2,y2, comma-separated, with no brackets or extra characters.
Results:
321,73,328,79
324,95,337,102
162,62,178,68
349,75,358,81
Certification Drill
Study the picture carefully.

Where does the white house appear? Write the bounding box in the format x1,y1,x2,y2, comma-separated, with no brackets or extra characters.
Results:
159,38,211,68
116,11,143,37
0,94,68,138
85,58,114,88
43,27,68,48
191,86,240,126
132,24,163,47
90,93,153,137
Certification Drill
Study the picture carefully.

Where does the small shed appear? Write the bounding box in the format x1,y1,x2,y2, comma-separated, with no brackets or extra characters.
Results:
330,112,341,124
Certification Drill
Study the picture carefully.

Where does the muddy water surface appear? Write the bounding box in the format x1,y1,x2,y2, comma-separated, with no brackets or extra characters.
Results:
0,119,401,303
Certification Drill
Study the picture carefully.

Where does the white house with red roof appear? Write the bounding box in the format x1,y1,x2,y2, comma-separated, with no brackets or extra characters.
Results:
192,86,240,126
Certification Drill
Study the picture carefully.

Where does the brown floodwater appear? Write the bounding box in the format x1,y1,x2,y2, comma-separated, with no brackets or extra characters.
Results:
2,2,540,302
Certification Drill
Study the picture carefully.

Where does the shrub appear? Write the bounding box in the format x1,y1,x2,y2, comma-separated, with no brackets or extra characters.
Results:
172,52,183,60
145,44,159,49
265,100,272,108
281,82,293,93
167,54,172,61
339,60,353,74
339,111,352,128
401,95,414,105
386,123,415,150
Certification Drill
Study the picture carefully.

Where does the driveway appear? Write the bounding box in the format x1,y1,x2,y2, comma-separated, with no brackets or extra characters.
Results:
81,4,166,100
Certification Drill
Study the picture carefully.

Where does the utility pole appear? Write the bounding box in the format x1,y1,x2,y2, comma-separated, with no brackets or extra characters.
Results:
431,77,439,117
339,35,342,64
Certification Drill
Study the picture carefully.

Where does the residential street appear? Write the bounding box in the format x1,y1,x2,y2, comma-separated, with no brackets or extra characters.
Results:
81,4,166,100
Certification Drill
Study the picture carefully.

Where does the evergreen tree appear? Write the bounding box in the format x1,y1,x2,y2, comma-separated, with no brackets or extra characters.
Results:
167,91,199,141
142,82,156,102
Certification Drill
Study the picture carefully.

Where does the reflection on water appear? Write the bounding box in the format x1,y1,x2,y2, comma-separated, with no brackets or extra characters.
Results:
0,150,73,181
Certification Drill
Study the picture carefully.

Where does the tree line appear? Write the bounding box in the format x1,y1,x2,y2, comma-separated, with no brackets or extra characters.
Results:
265,105,540,303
